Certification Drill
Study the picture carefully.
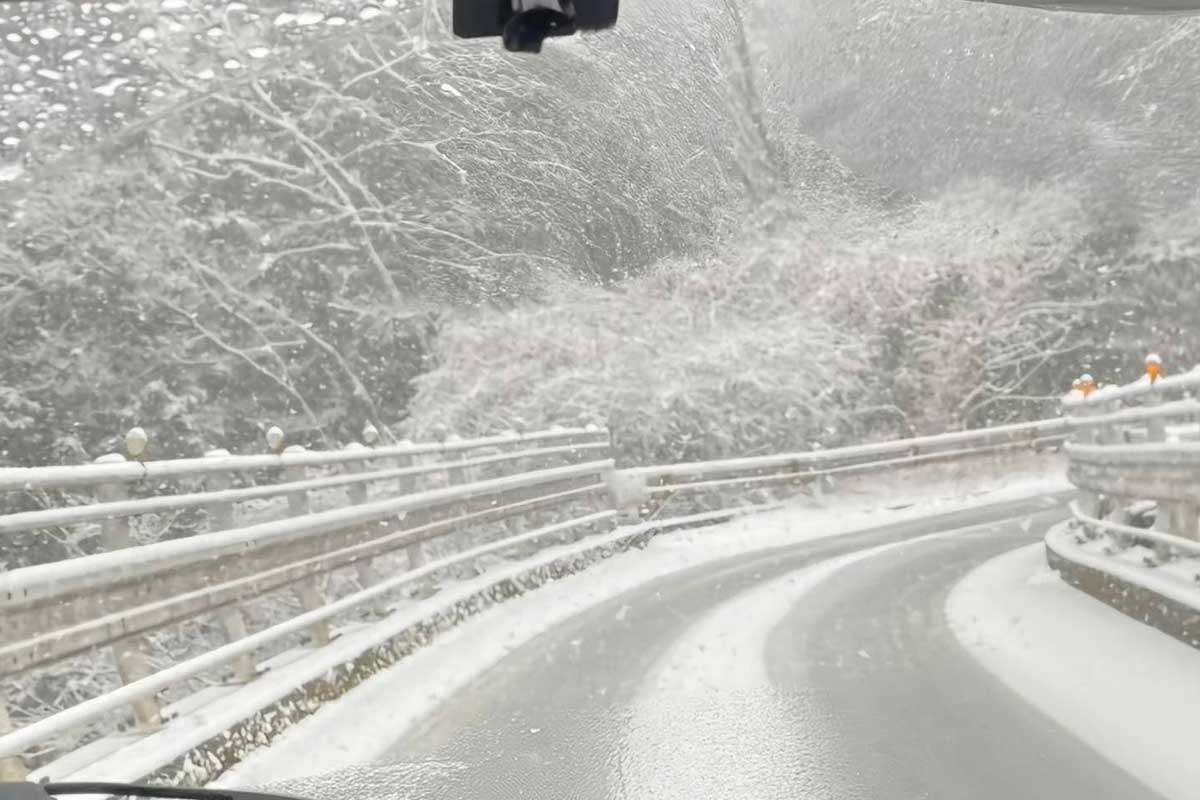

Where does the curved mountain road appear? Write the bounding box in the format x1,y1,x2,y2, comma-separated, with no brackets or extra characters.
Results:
323,495,1164,799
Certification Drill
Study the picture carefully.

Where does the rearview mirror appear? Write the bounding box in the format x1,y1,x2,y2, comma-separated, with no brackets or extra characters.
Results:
453,0,620,53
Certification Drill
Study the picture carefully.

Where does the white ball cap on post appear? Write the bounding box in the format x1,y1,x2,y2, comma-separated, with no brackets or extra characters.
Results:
125,426,148,458
266,425,286,453
362,421,380,445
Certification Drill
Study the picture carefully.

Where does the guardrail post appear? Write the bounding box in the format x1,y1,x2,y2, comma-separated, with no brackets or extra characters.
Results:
203,448,257,683
597,428,637,526
343,442,382,599
281,444,331,646
494,431,528,538
1097,400,1120,444
444,433,467,485
203,448,237,534
94,452,163,732
1068,400,1105,518
809,467,826,506
0,700,27,780
499,432,530,538
444,433,468,539
605,467,646,525
586,422,610,467
283,445,310,517
393,439,415,497
1097,399,1126,523
1134,391,1195,542
215,605,259,680
391,440,426,571
1168,503,1200,541
1146,388,1167,443
547,424,568,467
1132,395,1172,537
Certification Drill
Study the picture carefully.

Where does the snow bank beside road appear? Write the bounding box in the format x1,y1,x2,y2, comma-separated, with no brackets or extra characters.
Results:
218,472,1069,788
948,544,1200,800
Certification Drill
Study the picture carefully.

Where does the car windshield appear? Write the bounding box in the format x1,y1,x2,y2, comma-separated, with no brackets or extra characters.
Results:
2,2,1199,799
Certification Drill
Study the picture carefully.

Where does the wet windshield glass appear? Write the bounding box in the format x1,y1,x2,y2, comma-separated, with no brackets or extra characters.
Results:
3,1,1196,464
2,1,1199,798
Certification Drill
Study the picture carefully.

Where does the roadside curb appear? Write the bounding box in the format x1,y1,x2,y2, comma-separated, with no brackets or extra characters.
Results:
1044,524,1200,652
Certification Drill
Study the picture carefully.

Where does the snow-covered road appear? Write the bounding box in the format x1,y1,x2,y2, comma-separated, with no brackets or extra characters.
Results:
217,484,1195,800
369,501,1152,799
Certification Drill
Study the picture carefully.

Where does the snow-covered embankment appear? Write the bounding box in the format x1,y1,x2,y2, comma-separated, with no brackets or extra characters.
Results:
948,544,1200,800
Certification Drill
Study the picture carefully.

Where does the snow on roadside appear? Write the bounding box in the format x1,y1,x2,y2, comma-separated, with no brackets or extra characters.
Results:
216,469,1070,788
947,543,1200,800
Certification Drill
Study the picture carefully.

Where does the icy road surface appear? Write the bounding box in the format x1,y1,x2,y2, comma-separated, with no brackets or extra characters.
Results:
258,493,1164,800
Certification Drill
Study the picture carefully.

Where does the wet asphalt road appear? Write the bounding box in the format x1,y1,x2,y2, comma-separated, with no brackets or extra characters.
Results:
351,493,1163,800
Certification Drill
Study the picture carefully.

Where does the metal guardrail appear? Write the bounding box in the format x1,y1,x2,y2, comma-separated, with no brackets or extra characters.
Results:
0,416,1068,778
0,510,617,764
0,428,600,492
1061,365,1200,411
0,442,610,536
617,417,1069,511
0,461,613,674
1062,366,1200,554
1069,502,1200,559
0,426,612,779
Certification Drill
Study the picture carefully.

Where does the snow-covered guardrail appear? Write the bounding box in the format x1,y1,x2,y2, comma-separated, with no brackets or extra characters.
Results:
0,415,1068,782
0,461,612,675
1067,501,1200,559
1062,365,1200,412
617,417,1070,511
0,428,610,493
0,426,611,779
1043,362,1200,654
1063,366,1200,542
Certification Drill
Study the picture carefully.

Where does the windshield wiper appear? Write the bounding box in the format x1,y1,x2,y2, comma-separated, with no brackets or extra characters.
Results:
0,783,305,800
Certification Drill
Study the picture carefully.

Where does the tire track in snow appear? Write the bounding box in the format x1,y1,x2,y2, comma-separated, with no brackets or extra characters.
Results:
616,530,958,800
